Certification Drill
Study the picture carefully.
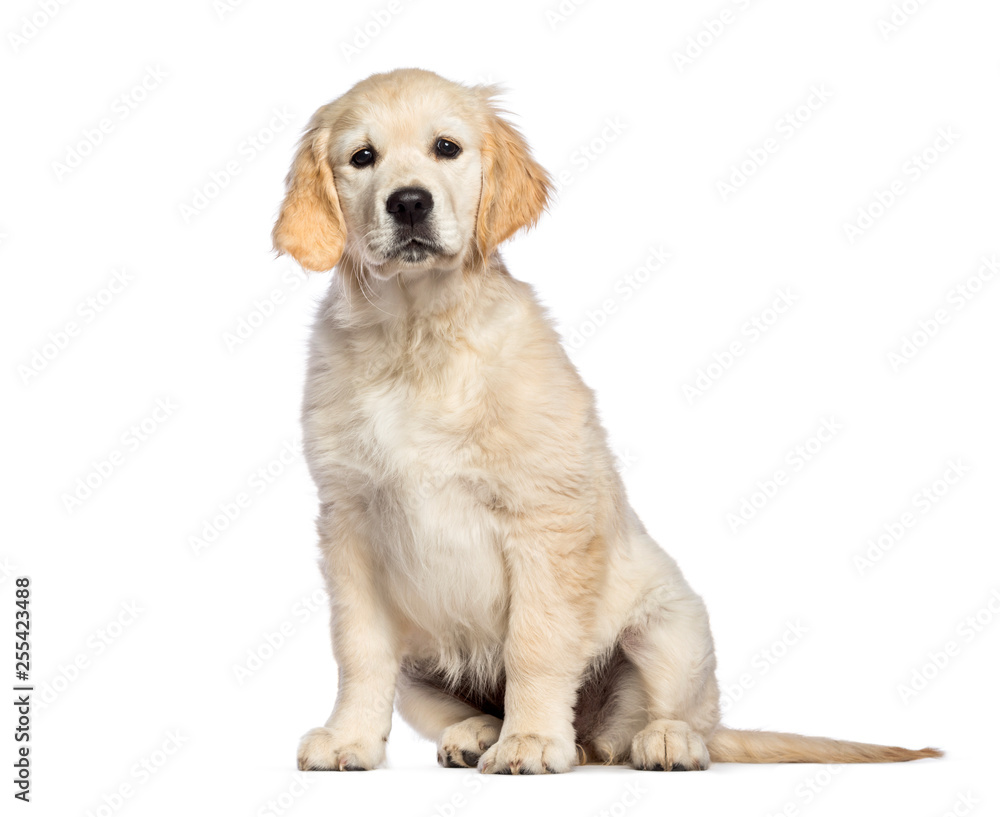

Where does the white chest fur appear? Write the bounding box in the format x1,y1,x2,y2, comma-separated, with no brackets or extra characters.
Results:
308,338,511,661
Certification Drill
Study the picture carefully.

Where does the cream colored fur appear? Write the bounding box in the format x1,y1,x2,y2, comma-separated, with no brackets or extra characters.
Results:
273,68,941,774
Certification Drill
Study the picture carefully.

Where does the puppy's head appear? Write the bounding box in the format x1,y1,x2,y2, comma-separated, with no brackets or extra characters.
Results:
273,69,551,276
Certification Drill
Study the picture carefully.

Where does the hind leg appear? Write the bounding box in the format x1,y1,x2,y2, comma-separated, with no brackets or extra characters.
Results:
621,587,720,771
396,668,502,768
576,659,648,765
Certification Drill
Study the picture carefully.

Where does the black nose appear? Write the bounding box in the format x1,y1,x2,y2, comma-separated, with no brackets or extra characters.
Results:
386,187,434,226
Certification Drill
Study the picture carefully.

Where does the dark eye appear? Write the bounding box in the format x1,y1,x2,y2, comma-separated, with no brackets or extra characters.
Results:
434,138,461,159
350,148,375,168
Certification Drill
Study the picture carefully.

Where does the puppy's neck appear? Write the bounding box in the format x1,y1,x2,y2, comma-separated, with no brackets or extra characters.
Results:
329,250,509,334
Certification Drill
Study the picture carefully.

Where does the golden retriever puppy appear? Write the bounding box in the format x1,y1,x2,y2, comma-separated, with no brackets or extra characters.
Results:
273,68,940,774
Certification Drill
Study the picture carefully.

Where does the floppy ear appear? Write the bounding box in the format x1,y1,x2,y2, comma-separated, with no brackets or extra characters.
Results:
476,104,552,258
272,117,346,272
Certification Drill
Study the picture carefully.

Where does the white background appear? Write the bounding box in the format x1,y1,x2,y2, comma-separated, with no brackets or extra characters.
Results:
3,0,998,815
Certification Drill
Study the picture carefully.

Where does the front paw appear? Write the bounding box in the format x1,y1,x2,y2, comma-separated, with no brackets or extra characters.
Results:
296,726,384,771
478,732,578,775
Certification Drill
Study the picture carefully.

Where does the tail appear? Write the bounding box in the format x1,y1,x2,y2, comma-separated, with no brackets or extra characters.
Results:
707,727,943,764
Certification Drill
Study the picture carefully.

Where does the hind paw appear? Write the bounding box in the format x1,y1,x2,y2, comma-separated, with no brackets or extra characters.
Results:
437,715,502,768
631,719,710,771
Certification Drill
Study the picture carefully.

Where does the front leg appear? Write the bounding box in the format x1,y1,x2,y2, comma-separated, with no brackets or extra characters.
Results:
479,516,599,774
298,509,400,771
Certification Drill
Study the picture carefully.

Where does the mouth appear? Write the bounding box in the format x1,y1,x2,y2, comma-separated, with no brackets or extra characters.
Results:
388,236,442,263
